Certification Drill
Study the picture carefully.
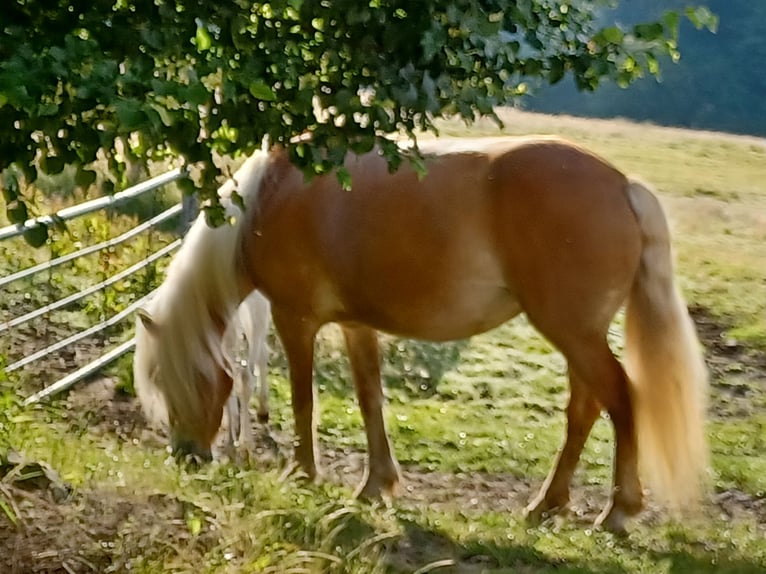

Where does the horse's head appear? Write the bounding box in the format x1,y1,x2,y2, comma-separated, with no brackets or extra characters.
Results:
134,308,233,461
130,151,269,461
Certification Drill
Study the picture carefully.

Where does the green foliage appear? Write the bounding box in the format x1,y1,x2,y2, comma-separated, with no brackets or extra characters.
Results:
0,1,709,234
529,1,765,137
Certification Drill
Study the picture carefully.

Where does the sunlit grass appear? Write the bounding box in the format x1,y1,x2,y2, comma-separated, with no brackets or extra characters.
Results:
2,110,766,572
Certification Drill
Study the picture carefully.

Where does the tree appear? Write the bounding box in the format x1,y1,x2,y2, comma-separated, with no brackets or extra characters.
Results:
528,1,763,137
0,0,714,236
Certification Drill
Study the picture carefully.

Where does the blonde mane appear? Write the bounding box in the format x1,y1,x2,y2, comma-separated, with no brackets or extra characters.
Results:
133,152,269,431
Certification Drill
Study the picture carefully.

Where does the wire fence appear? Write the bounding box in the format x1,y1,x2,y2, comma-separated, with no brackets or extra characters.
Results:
0,168,192,404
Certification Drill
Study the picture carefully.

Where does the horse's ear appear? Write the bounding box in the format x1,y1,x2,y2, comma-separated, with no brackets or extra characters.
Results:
136,308,159,335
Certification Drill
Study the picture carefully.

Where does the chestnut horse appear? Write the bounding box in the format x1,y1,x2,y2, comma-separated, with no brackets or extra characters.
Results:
133,136,707,532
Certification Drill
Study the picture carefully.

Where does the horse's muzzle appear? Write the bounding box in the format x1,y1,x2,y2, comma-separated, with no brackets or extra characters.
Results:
171,437,213,463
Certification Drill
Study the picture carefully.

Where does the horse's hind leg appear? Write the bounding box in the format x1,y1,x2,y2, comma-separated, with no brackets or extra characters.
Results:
525,369,601,522
562,339,643,532
342,324,401,498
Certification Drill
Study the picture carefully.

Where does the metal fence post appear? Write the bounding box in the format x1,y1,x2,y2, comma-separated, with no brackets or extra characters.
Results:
180,193,198,234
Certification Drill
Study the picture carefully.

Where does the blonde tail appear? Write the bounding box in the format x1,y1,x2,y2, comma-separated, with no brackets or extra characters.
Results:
624,179,709,510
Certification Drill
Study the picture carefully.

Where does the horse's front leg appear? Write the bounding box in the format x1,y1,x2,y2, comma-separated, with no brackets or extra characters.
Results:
272,309,320,481
342,325,401,498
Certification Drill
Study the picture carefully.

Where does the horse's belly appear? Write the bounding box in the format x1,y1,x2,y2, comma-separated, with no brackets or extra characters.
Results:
366,282,522,342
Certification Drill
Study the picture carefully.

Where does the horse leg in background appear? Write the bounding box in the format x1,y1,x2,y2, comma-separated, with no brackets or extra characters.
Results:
235,332,256,457
251,293,272,424
525,369,601,521
224,390,240,457
254,337,270,424
342,324,401,498
272,309,320,481
222,330,254,460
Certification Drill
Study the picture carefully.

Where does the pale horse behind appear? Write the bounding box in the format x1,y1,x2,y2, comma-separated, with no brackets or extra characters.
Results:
221,289,272,456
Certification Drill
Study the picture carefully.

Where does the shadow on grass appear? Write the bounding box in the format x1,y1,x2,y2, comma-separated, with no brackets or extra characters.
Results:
388,518,766,574
271,334,470,399
381,338,469,397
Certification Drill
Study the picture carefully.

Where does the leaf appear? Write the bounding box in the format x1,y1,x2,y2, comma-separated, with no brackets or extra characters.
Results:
2,170,20,201
195,25,212,51
186,514,203,536
39,155,65,175
421,29,444,61
349,136,375,155
548,58,566,84
230,190,245,211
178,177,196,197
646,54,660,76
248,81,277,101
20,163,37,185
409,154,428,180
0,496,18,527
685,6,718,32
37,102,59,116
184,82,210,106
75,167,97,188
662,10,680,34
6,199,28,224
23,224,48,248
204,203,227,227
154,104,175,127
598,26,624,45
633,22,665,42
114,99,146,132
336,166,352,191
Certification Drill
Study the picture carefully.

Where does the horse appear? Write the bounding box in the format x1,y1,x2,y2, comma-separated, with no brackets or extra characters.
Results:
221,288,271,457
132,136,708,533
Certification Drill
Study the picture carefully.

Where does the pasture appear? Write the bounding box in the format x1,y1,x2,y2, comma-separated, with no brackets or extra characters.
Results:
2,109,765,573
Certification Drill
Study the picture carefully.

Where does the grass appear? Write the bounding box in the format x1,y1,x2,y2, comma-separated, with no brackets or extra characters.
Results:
2,110,766,572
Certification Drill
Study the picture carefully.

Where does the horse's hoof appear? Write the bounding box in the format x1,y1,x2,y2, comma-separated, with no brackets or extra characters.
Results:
354,474,400,500
595,506,629,536
235,445,255,465
524,499,568,525
279,460,321,485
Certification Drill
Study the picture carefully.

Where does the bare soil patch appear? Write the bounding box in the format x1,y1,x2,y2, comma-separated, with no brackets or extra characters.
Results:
0,476,214,574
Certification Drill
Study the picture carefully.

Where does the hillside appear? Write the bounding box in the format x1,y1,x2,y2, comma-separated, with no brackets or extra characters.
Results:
526,2,766,137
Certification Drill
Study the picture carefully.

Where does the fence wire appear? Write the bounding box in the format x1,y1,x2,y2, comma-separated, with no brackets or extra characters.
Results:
0,169,190,403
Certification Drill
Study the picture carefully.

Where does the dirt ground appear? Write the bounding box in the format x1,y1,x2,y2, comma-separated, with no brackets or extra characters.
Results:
2,311,765,573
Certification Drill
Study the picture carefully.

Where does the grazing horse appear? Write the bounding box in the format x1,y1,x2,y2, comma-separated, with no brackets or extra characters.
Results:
134,188,272,457
134,284,271,457
133,136,708,532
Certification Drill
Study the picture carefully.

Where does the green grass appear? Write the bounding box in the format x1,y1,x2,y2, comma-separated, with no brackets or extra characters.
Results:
2,110,766,572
